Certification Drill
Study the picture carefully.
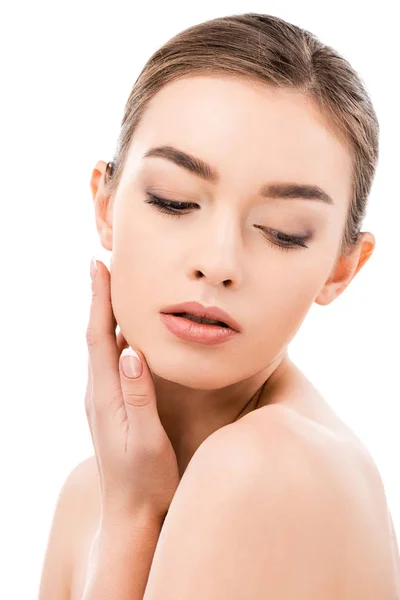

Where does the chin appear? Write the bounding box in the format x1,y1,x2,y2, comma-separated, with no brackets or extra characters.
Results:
149,349,244,390
118,320,245,390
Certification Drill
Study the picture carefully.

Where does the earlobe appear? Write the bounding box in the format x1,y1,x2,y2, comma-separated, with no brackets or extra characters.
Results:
314,284,344,306
98,223,113,252
96,200,113,251
314,232,375,306
314,253,356,306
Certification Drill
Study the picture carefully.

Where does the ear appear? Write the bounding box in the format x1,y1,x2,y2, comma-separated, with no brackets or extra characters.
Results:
89,160,114,252
315,232,376,306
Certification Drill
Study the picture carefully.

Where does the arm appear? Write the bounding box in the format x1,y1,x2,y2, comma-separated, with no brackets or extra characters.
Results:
81,513,162,600
81,258,180,599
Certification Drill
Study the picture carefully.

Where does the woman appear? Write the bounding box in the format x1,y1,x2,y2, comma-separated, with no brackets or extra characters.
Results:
39,12,400,600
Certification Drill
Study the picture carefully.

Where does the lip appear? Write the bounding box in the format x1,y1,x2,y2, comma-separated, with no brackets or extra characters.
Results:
159,313,238,345
160,301,242,333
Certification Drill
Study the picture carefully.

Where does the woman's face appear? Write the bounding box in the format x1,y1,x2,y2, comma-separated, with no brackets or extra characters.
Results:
95,75,368,390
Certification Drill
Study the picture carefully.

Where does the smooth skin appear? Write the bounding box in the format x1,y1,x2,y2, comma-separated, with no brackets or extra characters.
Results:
39,259,400,599
94,75,377,476
84,259,180,525
39,75,400,599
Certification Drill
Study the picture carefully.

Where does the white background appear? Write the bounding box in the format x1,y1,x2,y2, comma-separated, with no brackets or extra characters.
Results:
1,1,399,597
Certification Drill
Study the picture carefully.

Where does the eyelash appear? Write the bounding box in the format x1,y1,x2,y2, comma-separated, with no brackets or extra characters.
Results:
144,193,310,252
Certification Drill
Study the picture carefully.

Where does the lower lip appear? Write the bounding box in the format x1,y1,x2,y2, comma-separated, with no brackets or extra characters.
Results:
159,313,238,345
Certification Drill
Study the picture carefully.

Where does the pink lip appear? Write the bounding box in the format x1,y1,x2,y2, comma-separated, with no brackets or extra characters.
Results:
159,313,238,345
160,301,241,333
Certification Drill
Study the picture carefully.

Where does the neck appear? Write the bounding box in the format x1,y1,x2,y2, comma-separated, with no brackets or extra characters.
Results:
151,351,290,477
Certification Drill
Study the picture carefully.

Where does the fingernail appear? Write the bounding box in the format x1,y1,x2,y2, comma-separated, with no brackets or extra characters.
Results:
90,256,98,281
121,347,142,378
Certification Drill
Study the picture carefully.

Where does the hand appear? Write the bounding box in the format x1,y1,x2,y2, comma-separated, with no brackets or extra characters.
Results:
85,259,180,526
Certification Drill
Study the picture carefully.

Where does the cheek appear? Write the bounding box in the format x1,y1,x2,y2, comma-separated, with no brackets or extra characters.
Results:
109,248,156,342
250,259,328,344
115,204,179,268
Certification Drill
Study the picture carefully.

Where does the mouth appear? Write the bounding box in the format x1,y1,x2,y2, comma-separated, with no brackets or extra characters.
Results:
159,311,239,345
171,312,231,328
160,301,241,333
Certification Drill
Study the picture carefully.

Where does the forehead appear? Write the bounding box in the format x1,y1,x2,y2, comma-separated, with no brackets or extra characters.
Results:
129,75,352,209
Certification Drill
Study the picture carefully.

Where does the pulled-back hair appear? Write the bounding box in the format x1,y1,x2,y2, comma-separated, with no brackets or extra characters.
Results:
104,12,379,256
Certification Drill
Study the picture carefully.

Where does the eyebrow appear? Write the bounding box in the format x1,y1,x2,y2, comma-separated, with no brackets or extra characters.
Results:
142,145,334,205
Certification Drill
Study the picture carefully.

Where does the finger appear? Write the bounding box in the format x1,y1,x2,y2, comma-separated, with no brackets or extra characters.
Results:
118,347,163,444
86,259,122,421
84,357,104,488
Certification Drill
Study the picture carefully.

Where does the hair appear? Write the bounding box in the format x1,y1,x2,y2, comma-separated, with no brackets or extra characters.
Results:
103,12,379,257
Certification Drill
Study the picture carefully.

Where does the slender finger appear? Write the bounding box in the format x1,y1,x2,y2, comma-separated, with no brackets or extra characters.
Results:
84,356,104,488
86,259,122,421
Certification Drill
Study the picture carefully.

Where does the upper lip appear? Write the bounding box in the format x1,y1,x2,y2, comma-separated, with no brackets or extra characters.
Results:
160,301,242,332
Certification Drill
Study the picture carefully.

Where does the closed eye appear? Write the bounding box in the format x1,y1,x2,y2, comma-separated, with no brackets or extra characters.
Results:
144,193,312,252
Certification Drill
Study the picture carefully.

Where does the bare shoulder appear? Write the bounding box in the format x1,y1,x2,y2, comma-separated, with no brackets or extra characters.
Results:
147,405,399,598
39,455,101,600
202,401,359,488
216,403,400,597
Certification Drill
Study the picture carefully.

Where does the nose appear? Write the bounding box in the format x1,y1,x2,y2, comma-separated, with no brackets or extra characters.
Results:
187,213,243,288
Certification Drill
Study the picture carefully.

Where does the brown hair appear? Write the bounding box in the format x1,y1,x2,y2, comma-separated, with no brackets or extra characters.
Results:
103,12,379,256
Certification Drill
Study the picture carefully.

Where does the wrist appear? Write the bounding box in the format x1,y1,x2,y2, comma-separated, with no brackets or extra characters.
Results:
99,506,164,534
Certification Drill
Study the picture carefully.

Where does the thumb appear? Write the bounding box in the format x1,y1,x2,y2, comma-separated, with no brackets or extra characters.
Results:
119,347,163,443
119,347,155,405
